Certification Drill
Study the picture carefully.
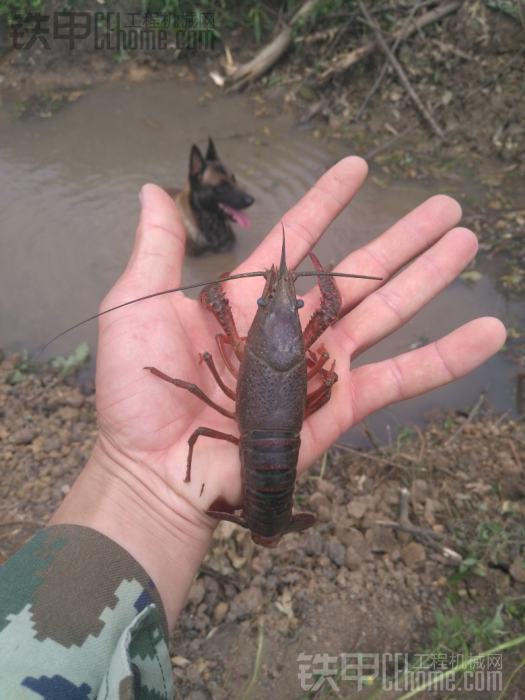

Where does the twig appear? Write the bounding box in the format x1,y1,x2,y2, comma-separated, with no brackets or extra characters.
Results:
363,122,418,160
491,408,511,429
335,444,410,472
378,520,463,561
358,0,444,139
226,0,319,91
362,420,381,450
430,38,472,61
509,439,523,472
356,0,423,121
399,487,410,522
379,520,445,540
314,1,462,85
444,390,487,446
241,625,264,700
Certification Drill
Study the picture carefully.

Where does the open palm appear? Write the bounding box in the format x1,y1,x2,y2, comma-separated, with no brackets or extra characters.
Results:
93,156,505,531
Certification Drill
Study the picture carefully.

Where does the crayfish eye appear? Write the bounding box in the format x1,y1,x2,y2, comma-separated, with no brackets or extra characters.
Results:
296,299,304,309
257,298,269,307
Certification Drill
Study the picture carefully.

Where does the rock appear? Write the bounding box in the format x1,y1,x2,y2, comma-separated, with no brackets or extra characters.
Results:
316,479,335,498
187,578,207,607
400,542,426,569
347,498,367,520
361,512,380,529
227,587,263,621
213,601,229,624
317,506,332,522
405,572,420,589
337,527,370,559
510,557,525,583
58,392,85,408
304,530,323,556
11,427,37,444
193,613,210,631
412,604,423,622
497,450,522,475
326,538,346,567
365,525,398,554
500,475,525,501
345,546,361,571
308,491,331,512
57,406,80,423
411,479,428,509
265,574,278,590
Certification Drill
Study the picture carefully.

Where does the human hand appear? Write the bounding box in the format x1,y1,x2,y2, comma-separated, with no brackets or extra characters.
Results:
51,156,505,627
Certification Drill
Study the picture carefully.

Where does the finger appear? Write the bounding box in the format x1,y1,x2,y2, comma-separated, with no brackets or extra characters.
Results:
237,156,369,275
109,184,186,303
334,227,478,360
348,317,506,425
302,193,463,311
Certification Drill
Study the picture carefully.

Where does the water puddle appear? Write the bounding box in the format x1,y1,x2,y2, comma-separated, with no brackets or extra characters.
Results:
0,80,522,444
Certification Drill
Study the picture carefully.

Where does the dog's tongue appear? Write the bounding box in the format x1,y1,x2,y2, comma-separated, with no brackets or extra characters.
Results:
221,204,251,229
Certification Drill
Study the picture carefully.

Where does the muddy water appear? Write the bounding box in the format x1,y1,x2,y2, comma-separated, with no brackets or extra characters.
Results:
0,80,522,444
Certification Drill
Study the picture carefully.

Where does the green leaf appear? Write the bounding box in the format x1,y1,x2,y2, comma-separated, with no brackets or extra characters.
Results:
48,342,90,375
460,271,483,281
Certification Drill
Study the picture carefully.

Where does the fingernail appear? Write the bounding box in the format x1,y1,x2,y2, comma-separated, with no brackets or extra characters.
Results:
138,188,143,205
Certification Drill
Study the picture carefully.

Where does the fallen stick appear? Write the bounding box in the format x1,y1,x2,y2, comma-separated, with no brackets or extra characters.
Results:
314,1,461,85
356,0,423,121
358,0,445,139
226,0,319,92
378,520,463,561
444,389,487,446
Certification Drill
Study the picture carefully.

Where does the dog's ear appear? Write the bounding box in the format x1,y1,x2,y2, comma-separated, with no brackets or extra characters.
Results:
190,145,205,177
206,137,218,162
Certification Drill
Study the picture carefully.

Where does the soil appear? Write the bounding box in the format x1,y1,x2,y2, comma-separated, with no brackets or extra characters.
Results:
1,352,525,699
1,2,525,696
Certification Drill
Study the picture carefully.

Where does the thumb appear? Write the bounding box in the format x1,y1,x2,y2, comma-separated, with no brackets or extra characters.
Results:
115,184,186,301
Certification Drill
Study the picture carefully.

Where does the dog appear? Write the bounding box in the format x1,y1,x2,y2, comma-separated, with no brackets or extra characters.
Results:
164,138,254,256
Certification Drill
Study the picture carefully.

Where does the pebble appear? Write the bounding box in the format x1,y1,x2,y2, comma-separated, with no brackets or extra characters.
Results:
510,557,525,583
365,525,398,554
226,587,263,621
326,538,346,567
308,491,331,512
186,579,207,607
400,542,426,569
213,601,229,624
345,546,361,571
347,498,367,520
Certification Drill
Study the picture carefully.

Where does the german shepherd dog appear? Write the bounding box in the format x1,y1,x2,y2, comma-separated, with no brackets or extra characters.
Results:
165,138,254,256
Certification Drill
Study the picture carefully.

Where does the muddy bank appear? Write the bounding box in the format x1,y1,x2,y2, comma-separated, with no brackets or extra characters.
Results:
1,354,524,698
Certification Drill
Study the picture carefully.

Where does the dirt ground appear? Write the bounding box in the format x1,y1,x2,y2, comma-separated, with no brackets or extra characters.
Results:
1,2,525,697
1,350,525,700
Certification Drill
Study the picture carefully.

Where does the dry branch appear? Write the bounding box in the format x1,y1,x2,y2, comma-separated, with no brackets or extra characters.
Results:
226,0,319,92
358,0,445,139
356,0,423,121
314,1,462,85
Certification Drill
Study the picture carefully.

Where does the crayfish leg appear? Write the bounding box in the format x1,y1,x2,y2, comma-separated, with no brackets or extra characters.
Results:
206,510,248,529
185,427,239,482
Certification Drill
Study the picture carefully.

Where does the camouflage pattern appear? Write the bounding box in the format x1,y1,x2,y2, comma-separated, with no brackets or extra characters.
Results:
0,524,173,699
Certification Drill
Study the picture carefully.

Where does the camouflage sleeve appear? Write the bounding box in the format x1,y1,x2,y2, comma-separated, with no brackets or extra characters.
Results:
0,524,173,699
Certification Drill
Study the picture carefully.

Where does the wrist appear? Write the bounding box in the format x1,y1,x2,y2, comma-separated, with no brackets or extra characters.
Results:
49,436,213,629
